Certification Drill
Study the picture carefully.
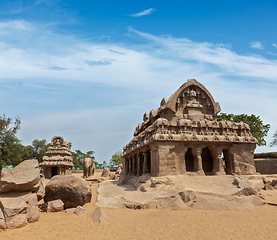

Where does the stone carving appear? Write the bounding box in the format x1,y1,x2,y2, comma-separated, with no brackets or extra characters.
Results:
40,136,73,179
122,79,258,177
81,158,95,178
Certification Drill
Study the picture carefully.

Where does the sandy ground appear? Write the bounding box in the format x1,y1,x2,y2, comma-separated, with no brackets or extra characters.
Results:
1,172,277,240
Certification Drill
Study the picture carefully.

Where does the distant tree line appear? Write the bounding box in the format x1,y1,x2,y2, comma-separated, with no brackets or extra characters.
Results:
0,115,96,173
1,113,276,173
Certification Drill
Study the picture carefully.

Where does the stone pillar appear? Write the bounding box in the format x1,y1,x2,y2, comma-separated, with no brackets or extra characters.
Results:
212,147,226,175
124,157,128,175
143,152,148,174
129,156,133,175
137,154,142,176
133,154,137,175
192,147,204,175
179,146,188,174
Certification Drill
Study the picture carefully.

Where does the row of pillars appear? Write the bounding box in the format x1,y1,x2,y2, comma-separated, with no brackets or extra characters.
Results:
125,151,151,176
185,146,231,175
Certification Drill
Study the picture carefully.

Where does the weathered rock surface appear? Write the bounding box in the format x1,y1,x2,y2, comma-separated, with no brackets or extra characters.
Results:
36,178,49,201
0,208,5,229
47,199,64,212
74,206,88,215
90,208,109,226
96,175,265,211
0,191,39,229
101,168,110,177
115,164,123,175
0,159,40,193
44,175,92,209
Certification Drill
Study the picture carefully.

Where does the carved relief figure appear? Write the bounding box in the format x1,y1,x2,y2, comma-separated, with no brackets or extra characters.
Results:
82,158,95,178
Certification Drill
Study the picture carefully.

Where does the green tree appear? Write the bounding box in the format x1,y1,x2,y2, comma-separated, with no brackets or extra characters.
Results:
0,115,23,175
70,149,96,167
270,130,277,147
109,151,122,167
217,113,270,146
24,139,51,162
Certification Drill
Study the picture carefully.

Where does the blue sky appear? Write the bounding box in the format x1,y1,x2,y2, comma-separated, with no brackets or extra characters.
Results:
0,0,277,163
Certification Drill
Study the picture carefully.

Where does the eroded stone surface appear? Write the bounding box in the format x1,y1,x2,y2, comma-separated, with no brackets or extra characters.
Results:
96,175,267,211
44,175,92,209
0,159,40,193
47,199,64,212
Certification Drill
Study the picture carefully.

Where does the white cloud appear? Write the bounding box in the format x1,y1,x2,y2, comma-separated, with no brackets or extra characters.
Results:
0,20,277,161
250,41,264,49
129,8,155,17
273,43,277,48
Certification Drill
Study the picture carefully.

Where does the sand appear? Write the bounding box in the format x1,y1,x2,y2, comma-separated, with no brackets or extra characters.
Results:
1,172,277,240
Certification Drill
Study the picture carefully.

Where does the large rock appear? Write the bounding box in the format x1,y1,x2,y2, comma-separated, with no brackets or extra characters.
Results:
44,175,92,209
47,199,64,212
0,191,40,229
101,167,110,177
0,160,40,193
0,195,28,229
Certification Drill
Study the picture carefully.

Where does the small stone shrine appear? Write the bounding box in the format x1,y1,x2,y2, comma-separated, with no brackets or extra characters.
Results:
40,136,74,179
122,79,258,177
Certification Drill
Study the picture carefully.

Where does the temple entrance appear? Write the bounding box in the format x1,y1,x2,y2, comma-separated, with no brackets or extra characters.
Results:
201,147,213,174
223,149,233,174
51,167,58,177
185,148,194,171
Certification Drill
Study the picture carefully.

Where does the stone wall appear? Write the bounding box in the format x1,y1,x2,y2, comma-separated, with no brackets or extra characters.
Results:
254,158,277,174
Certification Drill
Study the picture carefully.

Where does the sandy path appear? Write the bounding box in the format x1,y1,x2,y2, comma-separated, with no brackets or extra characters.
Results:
1,173,277,240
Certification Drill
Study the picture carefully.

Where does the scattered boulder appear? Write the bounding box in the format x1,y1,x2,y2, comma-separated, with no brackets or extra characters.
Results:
101,168,110,177
36,178,50,202
65,208,75,213
90,207,109,226
47,199,64,212
233,177,252,189
38,203,48,212
44,175,92,209
74,206,88,215
0,159,40,193
115,164,123,175
0,191,40,229
179,191,196,204
233,187,258,196
0,196,27,229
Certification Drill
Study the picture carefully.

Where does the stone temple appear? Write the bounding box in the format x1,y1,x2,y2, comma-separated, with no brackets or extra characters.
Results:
122,79,258,177
40,136,73,179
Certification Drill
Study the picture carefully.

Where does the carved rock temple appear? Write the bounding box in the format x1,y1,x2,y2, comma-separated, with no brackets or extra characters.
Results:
122,79,258,177
40,136,74,179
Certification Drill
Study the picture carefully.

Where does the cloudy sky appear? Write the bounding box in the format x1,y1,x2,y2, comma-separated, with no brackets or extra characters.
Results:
0,0,277,163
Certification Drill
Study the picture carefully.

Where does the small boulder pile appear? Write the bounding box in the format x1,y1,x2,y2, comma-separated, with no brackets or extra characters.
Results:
0,159,41,230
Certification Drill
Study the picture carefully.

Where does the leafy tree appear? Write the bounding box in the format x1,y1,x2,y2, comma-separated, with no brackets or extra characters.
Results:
70,149,96,167
109,151,122,167
217,113,270,146
0,115,23,175
270,130,277,147
24,139,51,162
